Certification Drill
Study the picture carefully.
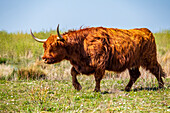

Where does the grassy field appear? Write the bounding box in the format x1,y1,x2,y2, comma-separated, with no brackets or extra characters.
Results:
0,29,170,112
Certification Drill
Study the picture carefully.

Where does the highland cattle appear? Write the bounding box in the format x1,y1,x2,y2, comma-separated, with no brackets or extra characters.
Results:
31,25,166,92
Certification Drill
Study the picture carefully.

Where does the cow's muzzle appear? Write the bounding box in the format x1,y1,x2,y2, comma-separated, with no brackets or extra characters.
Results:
43,58,55,64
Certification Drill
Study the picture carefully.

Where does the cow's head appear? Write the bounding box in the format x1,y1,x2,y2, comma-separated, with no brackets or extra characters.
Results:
31,25,67,64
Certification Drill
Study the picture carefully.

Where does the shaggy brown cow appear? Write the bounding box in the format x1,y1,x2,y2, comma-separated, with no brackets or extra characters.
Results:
31,25,166,92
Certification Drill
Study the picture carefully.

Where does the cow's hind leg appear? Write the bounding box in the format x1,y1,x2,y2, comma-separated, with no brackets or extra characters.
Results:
147,62,166,88
71,67,82,91
94,69,105,92
125,67,141,91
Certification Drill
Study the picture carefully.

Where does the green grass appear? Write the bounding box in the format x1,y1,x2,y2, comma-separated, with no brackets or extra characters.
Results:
0,30,56,66
0,29,170,112
154,30,170,55
0,77,169,112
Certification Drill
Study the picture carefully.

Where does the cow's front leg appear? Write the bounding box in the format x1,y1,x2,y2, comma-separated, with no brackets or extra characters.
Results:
71,67,82,91
94,69,105,92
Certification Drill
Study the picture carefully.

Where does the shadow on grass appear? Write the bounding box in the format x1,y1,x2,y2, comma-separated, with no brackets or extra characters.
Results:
131,85,170,92
101,86,170,94
132,87,163,91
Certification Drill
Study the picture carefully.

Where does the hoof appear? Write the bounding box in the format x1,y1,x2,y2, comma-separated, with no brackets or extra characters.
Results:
125,87,131,92
158,86,164,89
158,84,164,89
73,83,82,91
76,85,82,91
93,89,101,92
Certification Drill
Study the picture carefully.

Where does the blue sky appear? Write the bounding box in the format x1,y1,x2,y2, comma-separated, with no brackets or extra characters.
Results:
0,0,170,33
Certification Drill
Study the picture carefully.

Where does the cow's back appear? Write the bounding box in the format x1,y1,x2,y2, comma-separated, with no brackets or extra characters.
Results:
105,28,156,72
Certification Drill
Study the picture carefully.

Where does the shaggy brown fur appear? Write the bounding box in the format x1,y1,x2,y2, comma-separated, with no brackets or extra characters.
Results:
41,27,166,92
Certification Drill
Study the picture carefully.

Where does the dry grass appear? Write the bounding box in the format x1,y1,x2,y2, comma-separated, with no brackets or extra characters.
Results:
160,51,170,77
18,68,46,80
0,51,169,83
0,64,14,80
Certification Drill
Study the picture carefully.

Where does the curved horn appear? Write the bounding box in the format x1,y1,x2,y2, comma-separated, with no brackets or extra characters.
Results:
30,29,47,43
57,24,63,39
